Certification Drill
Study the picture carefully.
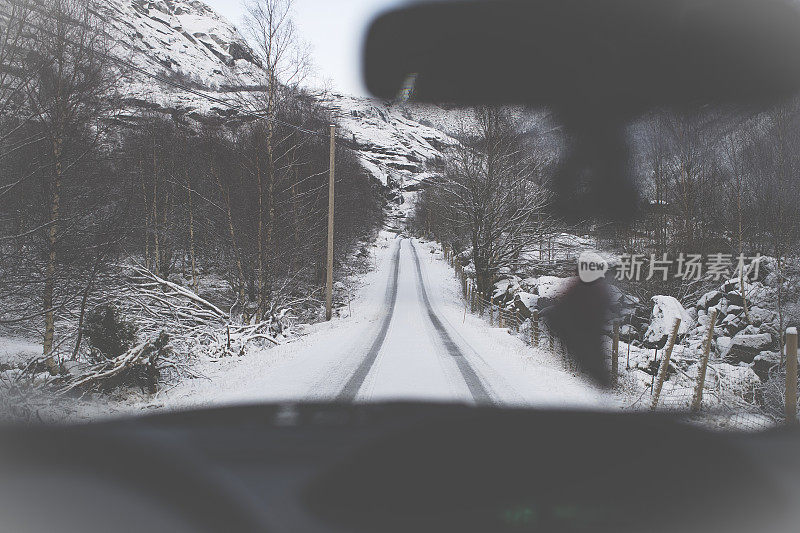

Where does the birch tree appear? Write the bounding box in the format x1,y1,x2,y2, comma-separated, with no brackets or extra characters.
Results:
20,0,118,364
242,0,310,319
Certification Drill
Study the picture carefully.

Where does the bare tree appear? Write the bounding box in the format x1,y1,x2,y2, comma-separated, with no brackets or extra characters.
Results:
751,102,800,352
14,0,118,364
720,119,759,323
422,108,557,294
241,0,311,319
0,0,34,136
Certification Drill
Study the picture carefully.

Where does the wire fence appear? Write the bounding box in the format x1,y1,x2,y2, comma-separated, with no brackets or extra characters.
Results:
440,244,796,432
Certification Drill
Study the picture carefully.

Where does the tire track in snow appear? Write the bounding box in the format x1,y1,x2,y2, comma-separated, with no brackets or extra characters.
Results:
336,239,402,401
409,241,492,403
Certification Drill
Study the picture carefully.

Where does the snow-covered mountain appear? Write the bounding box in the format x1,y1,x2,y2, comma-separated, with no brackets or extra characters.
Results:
320,95,461,189
87,0,460,189
102,0,262,109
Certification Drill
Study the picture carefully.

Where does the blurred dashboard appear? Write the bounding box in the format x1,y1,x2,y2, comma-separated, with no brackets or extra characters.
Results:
2,403,800,533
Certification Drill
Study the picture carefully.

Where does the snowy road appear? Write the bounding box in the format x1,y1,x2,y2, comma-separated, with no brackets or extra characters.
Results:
134,234,616,416
349,238,490,403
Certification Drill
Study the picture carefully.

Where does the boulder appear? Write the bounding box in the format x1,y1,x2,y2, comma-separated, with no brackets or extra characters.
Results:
536,276,571,299
726,305,744,316
717,336,732,355
751,351,781,381
697,290,723,310
726,291,747,307
720,313,746,336
689,324,706,337
643,296,695,348
740,324,761,336
748,306,776,327
514,300,532,318
722,333,774,364
759,323,780,340
723,279,741,293
748,284,777,308
493,278,520,300
514,292,538,318
758,256,779,281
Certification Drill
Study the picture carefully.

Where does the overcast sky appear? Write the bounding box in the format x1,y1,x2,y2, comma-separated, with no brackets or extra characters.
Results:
203,0,402,96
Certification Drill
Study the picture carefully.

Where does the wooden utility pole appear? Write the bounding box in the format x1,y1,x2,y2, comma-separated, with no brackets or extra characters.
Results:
325,125,336,321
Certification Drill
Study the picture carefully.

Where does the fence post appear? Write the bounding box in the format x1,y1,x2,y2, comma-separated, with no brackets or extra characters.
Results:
532,311,539,347
471,286,476,313
611,322,620,388
786,327,798,426
490,298,494,326
691,309,717,413
650,318,682,411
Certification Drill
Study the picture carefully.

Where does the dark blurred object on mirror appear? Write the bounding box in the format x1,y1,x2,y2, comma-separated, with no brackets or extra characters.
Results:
363,0,800,222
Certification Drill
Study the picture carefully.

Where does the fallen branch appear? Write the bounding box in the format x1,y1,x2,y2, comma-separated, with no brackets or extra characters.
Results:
129,266,228,320
58,342,151,395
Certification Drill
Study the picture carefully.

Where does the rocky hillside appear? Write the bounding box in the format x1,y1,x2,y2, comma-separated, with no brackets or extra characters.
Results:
82,0,461,193
101,0,261,110
320,95,460,190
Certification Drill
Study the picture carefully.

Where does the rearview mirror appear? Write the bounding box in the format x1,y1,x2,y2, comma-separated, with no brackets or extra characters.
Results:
363,0,800,222
363,0,800,111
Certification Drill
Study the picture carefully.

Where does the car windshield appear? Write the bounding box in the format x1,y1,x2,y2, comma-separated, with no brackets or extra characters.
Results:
0,0,798,434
